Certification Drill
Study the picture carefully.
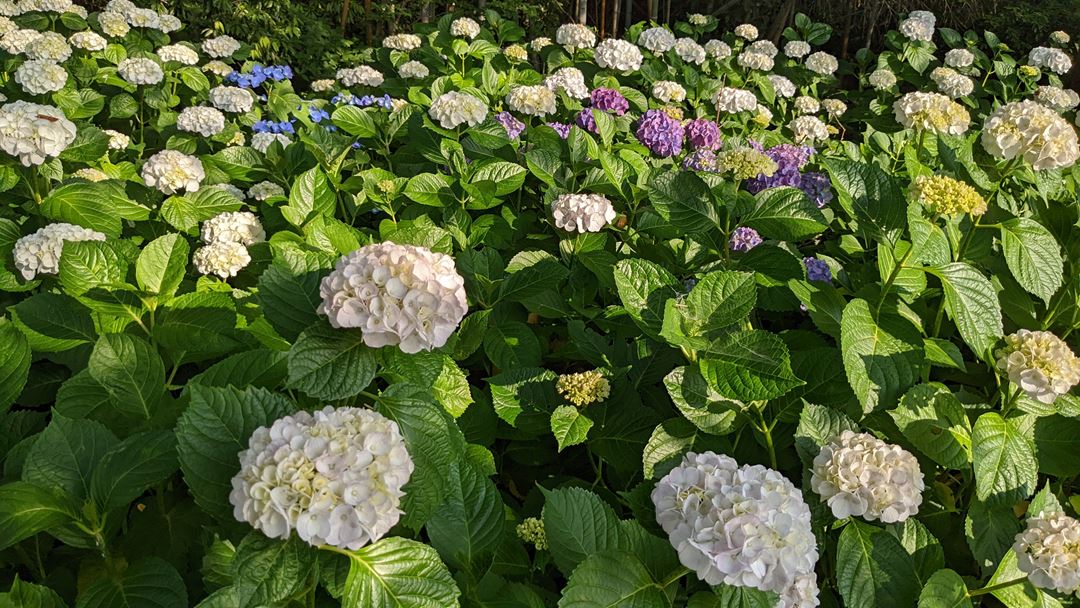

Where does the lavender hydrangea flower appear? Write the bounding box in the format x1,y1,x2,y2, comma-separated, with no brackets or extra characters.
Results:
496,111,525,139
684,118,721,150
590,88,629,115
746,143,815,193
804,257,832,283
635,109,684,157
683,149,717,172
799,172,834,208
729,227,763,252
546,122,571,139
576,108,598,134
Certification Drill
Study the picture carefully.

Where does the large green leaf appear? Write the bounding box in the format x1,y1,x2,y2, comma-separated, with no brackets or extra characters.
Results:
0,482,76,551
160,186,243,232
972,412,1037,505
840,298,924,412
890,383,972,468
498,250,569,302
39,182,149,237
0,320,30,413
135,233,189,297
794,401,859,462
483,319,541,370
232,534,315,606
684,271,756,338
925,263,1002,358
613,259,679,340
1033,415,1080,477
542,486,623,576
663,366,738,435
74,558,186,608
824,157,906,243
550,405,593,452
836,521,920,608
11,293,96,352
380,350,473,418
917,569,972,608
426,461,504,573
282,166,336,227
256,264,322,342
557,550,673,608
22,414,116,500
286,322,377,401
647,171,720,233
341,537,460,608
0,577,69,607
999,218,1063,304
698,330,804,401
87,334,166,420
743,187,829,241
687,586,777,608
57,240,129,297
89,431,178,512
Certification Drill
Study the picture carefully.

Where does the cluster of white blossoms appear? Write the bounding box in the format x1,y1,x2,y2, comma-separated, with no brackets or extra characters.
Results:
810,431,924,523
118,57,163,85
1051,30,1071,45
688,13,708,26
506,85,557,117
737,51,773,72
714,87,758,114
734,23,758,40
551,193,616,233
450,16,480,39
674,38,705,64
318,242,468,353
201,35,241,58
652,80,686,103
97,11,128,37
194,241,250,278
337,65,383,87
530,37,552,51
794,96,820,115
73,167,108,182
103,128,129,150
995,329,1080,404
382,33,421,51
1,29,41,54
13,223,106,280
768,75,796,98
747,39,778,57
252,132,291,153
981,100,1080,170
68,30,106,51
930,67,975,98
398,60,429,79
653,452,818,605
544,67,589,99
176,106,226,137
805,51,838,76
141,149,204,195
14,60,66,94
705,39,732,59
594,38,643,72
230,406,413,550
209,86,254,113
868,68,897,90
1013,511,1080,595
944,48,975,68
1028,46,1072,75
1035,85,1080,112
0,101,76,166
200,211,265,247
784,40,811,58
503,44,527,62
822,98,847,118
639,26,676,53
789,116,829,143
898,9,936,41
248,180,284,201
428,91,488,129
157,43,199,65
893,91,971,135
203,60,233,77
26,31,69,61
311,79,335,92
555,23,595,51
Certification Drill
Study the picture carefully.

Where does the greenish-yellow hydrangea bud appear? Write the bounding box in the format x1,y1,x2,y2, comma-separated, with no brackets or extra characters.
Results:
911,174,987,217
716,148,778,181
661,106,684,120
377,179,396,193
556,369,611,407
516,517,547,550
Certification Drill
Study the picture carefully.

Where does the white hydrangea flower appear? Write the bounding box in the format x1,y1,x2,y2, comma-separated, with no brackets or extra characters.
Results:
652,80,686,103
768,74,796,97
705,39,731,59
639,26,676,53
96,11,129,37
688,13,708,26
1050,30,1070,45
1029,46,1072,75
594,38,643,72
869,68,897,90
544,67,589,99
931,67,975,98
506,85,557,117
69,30,106,51
22,0,72,13
503,44,527,62
1013,511,1080,595
737,51,773,71
25,31,70,61
194,240,250,278
789,115,829,143
754,103,774,124
201,210,265,246
1035,85,1080,111
0,0,16,15
555,23,595,51
157,43,199,65
252,132,291,153
73,167,109,182
734,23,758,41
899,10,936,41
747,39,778,58
779,573,821,608
248,180,284,201
794,95,820,115
714,87,758,113
530,37,552,51
450,17,480,39
13,223,106,280
126,7,159,29
210,86,255,113
944,48,975,68
893,91,971,135
428,91,487,129
822,98,848,118
0,101,76,166
202,35,241,58
0,16,15,35
311,79,335,92
652,452,818,597
552,193,616,233
15,60,67,94
104,0,135,13
176,106,226,137
805,51,838,75
203,60,233,77
810,431,924,523
118,57,164,85
318,242,468,353
382,33,421,51
674,38,705,64
141,149,204,194
1,29,42,54
337,65,383,87
784,40,811,58
996,329,1080,403
103,129,129,150
982,100,1079,170
157,13,181,33
398,60,428,79
230,406,414,550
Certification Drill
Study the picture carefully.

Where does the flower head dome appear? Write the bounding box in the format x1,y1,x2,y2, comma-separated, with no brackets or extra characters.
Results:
810,431,924,523
981,100,1080,170
13,223,106,280
996,330,1080,404
551,193,616,233
0,101,76,166
893,92,971,135
1013,511,1080,595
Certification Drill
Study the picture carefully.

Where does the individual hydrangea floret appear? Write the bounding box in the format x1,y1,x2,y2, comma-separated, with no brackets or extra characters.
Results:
729,226,762,252
556,369,610,406
893,91,971,135
944,48,975,68
337,65,383,87
210,86,255,113
176,106,226,137
551,193,616,233
652,80,686,103
996,330,1080,404
635,109,683,157
202,35,241,58
638,26,676,53
544,67,589,99
674,38,705,64
1013,511,1080,595
594,38,643,72
14,60,67,94
194,240,250,278
811,431,924,522
804,257,831,283
785,40,811,58
13,223,106,280
0,101,76,166
141,149,204,194
911,174,987,216
1029,46,1072,75
201,211,265,246
982,100,1080,170
506,85,557,117
318,242,468,353
450,17,480,39
118,57,163,85
555,23,595,51
382,33,421,51
428,91,488,129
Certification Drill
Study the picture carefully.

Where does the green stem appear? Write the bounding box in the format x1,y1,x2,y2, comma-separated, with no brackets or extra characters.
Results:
1001,386,1023,415
968,576,1027,597
658,566,691,588
754,406,777,470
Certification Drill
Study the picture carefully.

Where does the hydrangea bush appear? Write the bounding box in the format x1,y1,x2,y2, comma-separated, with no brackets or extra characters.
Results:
0,2,1079,607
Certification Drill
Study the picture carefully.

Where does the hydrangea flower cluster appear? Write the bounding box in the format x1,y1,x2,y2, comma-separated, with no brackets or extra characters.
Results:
674,38,705,64
1035,85,1080,111
594,38,643,72
209,86,255,113
804,257,832,283
981,100,1080,170
869,68,897,90
399,60,428,79
551,193,616,233
0,101,76,166
141,149,204,195
506,85,557,117
248,180,284,201
638,26,675,53
14,60,66,94
555,23,595,51
495,111,525,139
683,119,720,150
714,87,758,114
785,40,811,58
200,211,265,247
899,9,936,41
652,80,686,103
893,92,971,135
230,406,414,550
995,329,1080,404
810,431,924,522
176,106,226,137
382,33,421,51
202,35,241,58
745,143,813,193
318,242,468,353
118,57,163,85
516,517,548,550
805,52,838,76
714,147,778,180
450,17,480,39
945,48,975,68
1013,511,1080,594
544,67,589,99
930,67,975,98
556,370,611,406
911,174,987,217
13,223,106,280
635,109,683,157
193,240,250,279
337,65,383,87
428,91,488,129
1028,46,1072,75
226,64,293,88
729,226,763,252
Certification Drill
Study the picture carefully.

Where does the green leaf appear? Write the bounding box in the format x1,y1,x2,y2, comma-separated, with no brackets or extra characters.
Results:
965,499,1022,575
836,521,920,608
232,534,315,606
699,330,804,401
647,171,720,233
824,158,906,243
341,537,460,608
426,461,504,573
687,586,777,608
471,161,526,197
613,259,679,340
642,419,696,479
59,125,109,162
972,412,1037,505
499,251,569,302
87,334,166,420
332,105,378,138
917,569,972,608
90,431,177,512
11,293,96,352
282,166,336,227
136,234,189,297
840,298,924,412
1033,415,1080,477
175,386,293,521
23,414,116,500
40,182,148,237
542,487,623,576
744,186,829,241
684,271,756,338
0,577,69,607
160,186,243,232
557,550,673,608
404,173,456,207
890,383,972,468
926,263,1002,358
999,218,1063,304
189,349,288,391
488,368,558,426
208,147,265,182
893,518,944,584
0,320,30,413
286,322,377,401
0,482,75,551
75,557,187,608
483,320,541,370
380,351,473,418
663,366,738,435
985,548,1058,608
794,401,859,462
256,265,322,342
550,405,593,452
923,338,966,371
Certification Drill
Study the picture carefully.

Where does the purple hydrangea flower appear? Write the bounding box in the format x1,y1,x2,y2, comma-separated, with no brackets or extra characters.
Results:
496,111,525,139
635,109,684,157
683,149,717,172
546,122,571,139
799,172,834,208
746,143,816,193
575,108,598,134
590,88,629,115
683,118,721,151
804,257,832,283
729,227,763,252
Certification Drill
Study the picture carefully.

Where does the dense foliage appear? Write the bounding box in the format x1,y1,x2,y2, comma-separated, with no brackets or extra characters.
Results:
1,2,1080,608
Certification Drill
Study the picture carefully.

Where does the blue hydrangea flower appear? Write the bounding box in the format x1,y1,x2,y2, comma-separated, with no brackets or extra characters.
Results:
804,257,832,283
683,149,718,172
729,227,763,252
746,143,815,193
308,106,330,123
